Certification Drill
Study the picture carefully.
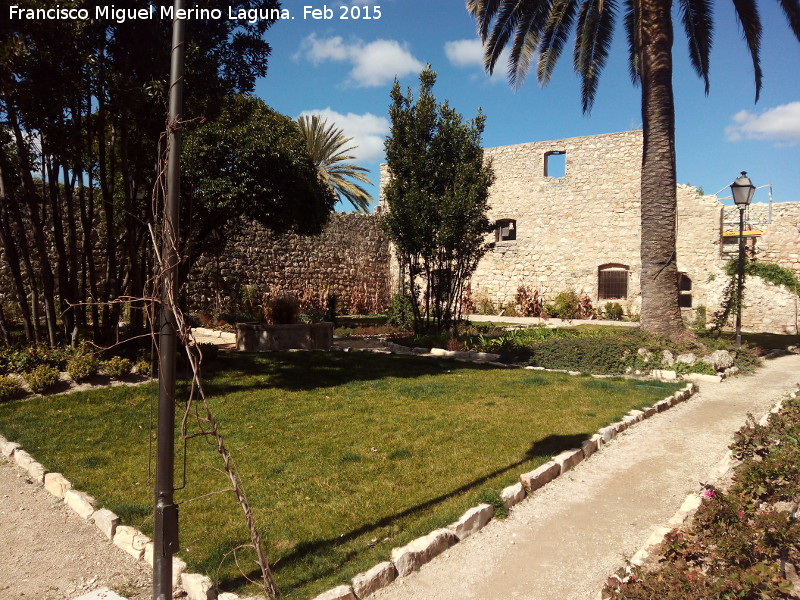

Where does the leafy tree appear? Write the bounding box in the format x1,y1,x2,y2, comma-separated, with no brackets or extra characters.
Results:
181,96,337,280
467,0,800,340
383,67,495,332
297,115,373,213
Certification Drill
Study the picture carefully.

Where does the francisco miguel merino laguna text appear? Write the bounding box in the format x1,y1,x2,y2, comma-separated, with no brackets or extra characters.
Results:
8,5,294,24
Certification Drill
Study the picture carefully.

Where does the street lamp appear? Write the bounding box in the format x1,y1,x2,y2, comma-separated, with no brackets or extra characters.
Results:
730,171,755,346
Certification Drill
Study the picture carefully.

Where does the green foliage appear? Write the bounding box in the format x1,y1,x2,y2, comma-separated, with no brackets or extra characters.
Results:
603,302,624,321
0,344,73,374
67,354,100,382
475,488,508,519
515,286,545,317
476,294,497,316
102,356,133,379
0,375,25,402
182,95,337,261
134,357,152,377
545,291,593,320
24,365,61,394
524,336,638,374
725,259,800,292
297,115,373,213
387,294,415,331
383,67,495,332
692,305,707,333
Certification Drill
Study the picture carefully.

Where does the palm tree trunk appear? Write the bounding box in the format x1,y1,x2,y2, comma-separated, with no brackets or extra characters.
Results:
638,0,687,340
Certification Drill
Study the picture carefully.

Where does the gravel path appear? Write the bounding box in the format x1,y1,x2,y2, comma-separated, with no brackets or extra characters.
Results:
371,354,800,600
1,353,797,600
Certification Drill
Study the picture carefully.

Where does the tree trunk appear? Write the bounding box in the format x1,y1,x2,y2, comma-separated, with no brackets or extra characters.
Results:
638,0,688,340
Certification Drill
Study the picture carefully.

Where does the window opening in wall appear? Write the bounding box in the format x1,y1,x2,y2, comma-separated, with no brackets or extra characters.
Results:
495,218,516,242
678,273,693,308
598,264,629,299
544,151,566,178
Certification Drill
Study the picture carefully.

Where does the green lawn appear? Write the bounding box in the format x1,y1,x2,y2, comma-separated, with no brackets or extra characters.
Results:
0,352,682,599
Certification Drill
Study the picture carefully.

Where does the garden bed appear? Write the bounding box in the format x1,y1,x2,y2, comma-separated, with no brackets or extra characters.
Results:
0,351,682,599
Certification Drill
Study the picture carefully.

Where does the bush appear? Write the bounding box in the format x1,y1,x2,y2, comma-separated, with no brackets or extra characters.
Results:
515,286,544,317
134,357,152,376
103,356,133,379
264,295,300,325
0,375,25,402
0,344,73,374
387,293,415,331
25,365,61,394
67,354,100,382
525,336,640,374
545,291,593,320
603,302,624,321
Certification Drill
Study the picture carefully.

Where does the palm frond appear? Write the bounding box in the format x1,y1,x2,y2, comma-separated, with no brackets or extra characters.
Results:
537,0,580,85
731,0,763,101
484,1,523,75
467,0,506,42
776,0,800,42
678,0,713,94
623,0,641,86
508,1,553,88
573,0,618,114
297,115,374,213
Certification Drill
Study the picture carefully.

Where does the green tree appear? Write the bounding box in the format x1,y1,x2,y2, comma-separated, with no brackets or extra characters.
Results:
467,0,800,340
181,96,337,281
383,67,495,332
297,115,373,213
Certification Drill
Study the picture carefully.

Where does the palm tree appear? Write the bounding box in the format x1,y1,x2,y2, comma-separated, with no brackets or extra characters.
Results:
468,0,800,340
297,114,374,213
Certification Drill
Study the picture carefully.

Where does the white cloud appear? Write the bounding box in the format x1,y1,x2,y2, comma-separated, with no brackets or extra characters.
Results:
296,34,424,87
444,38,512,84
297,108,390,162
444,39,484,68
725,102,800,145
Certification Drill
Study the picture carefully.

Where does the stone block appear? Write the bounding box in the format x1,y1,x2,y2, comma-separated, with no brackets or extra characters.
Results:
92,508,120,540
622,414,638,427
113,525,149,560
13,449,34,470
519,460,561,492
685,373,722,384
655,399,671,413
706,349,734,371
591,433,604,451
390,529,458,577
181,573,216,600
651,369,678,381
44,472,72,498
218,594,239,600
150,552,189,589
473,352,501,362
627,409,645,422
598,426,616,443
500,482,525,509
0,441,20,457
581,437,598,459
643,406,657,418
612,421,628,434
65,489,96,519
644,526,673,549
0,433,5,445
310,585,357,600
429,347,450,357
352,561,398,598
412,347,429,355
448,503,493,540
25,460,46,483
553,448,583,474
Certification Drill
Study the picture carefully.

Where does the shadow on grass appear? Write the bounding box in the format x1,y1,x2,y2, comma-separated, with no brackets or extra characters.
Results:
203,351,499,395
217,433,588,591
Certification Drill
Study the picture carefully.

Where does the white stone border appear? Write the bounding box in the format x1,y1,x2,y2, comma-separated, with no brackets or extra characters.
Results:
1,377,699,600
598,384,800,599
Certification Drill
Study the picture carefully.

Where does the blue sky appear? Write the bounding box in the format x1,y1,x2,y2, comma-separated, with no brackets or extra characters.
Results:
255,0,800,210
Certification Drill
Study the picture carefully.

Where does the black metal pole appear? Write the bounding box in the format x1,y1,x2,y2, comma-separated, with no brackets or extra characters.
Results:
735,206,745,347
154,2,185,598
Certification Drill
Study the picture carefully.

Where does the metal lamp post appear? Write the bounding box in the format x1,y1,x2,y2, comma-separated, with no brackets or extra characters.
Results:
730,171,756,346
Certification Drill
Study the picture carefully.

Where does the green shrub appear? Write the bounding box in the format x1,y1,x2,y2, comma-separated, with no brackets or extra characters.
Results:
102,356,133,379
546,291,593,320
0,375,25,402
25,365,61,394
0,344,73,374
67,354,100,382
525,336,640,374
387,293,415,331
726,259,800,292
692,305,707,333
603,302,624,321
475,487,508,519
134,357,152,376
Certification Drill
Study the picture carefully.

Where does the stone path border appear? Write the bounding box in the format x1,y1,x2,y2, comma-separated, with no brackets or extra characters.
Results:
305,382,699,600
597,385,800,599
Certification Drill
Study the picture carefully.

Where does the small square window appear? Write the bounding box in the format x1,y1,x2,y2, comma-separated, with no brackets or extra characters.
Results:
544,151,566,178
496,219,516,242
598,265,629,299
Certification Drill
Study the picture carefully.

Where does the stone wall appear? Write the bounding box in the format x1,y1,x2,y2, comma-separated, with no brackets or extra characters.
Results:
185,213,391,316
380,129,800,334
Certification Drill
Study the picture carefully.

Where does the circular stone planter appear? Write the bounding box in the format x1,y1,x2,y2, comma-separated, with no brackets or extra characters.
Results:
235,322,334,351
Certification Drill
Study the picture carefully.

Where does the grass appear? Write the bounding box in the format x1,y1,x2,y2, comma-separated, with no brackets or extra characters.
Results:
0,352,682,599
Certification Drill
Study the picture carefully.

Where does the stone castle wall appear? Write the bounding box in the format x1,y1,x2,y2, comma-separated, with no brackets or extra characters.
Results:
380,129,800,334
185,213,391,316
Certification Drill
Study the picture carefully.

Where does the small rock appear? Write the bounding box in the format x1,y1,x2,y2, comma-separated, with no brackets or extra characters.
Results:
500,482,525,510
352,561,398,598
309,585,357,600
706,349,735,371
660,350,675,366
181,573,216,600
676,353,697,366
92,508,120,540
113,525,150,560
390,529,458,577
519,461,560,492
552,448,583,474
448,504,493,540
65,490,96,519
44,472,72,498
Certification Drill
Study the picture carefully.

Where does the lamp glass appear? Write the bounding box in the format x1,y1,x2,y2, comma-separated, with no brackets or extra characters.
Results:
731,172,755,207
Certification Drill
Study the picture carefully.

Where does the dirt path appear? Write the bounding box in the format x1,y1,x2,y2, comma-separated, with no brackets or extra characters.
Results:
371,354,800,600
0,456,151,600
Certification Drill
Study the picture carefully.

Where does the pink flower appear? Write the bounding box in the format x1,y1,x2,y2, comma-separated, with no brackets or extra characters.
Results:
737,510,745,519
703,488,715,499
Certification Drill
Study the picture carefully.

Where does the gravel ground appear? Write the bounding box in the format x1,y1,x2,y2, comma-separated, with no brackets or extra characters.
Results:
1,349,797,600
